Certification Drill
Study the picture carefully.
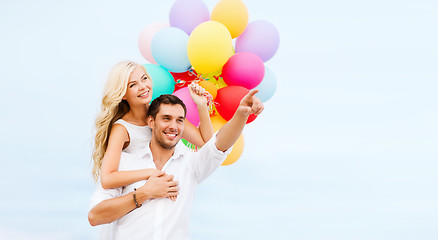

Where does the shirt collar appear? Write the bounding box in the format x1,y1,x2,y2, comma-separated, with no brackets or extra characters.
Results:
171,141,186,160
143,140,187,160
144,142,152,157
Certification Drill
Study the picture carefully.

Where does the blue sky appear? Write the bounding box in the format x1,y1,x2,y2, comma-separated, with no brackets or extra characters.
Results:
0,0,437,239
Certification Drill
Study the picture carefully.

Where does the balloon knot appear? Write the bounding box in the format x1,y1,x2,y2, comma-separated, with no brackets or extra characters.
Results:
175,79,186,87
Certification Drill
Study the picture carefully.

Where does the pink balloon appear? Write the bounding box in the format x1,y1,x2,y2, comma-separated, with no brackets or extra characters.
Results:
172,87,200,126
138,22,170,64
221,52,265,89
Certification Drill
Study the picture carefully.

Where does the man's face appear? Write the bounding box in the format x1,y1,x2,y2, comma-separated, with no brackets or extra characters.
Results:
149,104,185,149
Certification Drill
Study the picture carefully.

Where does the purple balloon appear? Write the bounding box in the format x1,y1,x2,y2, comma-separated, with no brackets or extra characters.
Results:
169,0,210,35
235,20,280,62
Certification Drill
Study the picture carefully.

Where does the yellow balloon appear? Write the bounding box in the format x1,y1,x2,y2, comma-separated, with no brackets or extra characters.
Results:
188,21,233,75
210,115,244,166
211,0,249,39
222,134,244,166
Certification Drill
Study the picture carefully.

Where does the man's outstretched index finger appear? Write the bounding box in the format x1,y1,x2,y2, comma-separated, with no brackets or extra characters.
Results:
241,89,259,103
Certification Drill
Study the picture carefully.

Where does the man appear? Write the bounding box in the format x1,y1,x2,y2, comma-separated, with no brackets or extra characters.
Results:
88,90,264,239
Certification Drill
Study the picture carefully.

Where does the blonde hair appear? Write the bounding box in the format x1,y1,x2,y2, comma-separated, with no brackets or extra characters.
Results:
91,61,149,182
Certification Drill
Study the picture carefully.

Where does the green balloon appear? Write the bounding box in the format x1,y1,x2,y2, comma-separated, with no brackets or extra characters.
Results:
144,64,176,100
181,139,198,151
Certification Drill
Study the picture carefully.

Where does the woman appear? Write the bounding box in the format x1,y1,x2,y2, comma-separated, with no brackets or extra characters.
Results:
91,61,213,193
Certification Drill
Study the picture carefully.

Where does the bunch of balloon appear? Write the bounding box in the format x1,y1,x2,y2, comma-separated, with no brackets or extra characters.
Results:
137,0,280,165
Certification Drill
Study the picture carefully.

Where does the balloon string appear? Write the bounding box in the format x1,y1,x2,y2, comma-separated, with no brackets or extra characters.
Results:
174,68,199,87
176,70,222,116
205,92,215,114
185,140,198,152
188,68,197,77
175,77,199,87
189,142,198,152
175,79,187,87
211,100,220,116
194,74,223,116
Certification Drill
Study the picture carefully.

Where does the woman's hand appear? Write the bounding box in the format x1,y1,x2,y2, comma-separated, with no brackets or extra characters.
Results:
143,169,179,201
188,82,208,107
143,169,164,180
137,173,179,202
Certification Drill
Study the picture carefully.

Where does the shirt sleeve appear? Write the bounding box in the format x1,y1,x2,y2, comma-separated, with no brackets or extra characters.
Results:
190,133,232,183
89,181,122,211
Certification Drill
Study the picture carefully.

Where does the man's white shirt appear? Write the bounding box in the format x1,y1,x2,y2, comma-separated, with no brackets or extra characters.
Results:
90,135,231,240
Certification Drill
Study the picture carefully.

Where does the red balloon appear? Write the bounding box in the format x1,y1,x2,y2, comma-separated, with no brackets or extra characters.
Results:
215,86,257,124
171,69,198,91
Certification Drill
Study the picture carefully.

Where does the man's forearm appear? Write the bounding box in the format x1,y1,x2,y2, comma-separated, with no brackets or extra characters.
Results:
88,192,137,226
215,113,248,152
215,89,264,152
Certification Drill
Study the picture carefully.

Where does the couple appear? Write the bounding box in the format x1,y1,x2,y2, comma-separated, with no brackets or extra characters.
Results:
88,61,264,239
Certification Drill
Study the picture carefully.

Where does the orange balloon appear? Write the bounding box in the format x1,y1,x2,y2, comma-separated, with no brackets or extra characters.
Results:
199,80,218,99
210,115,244,166
211,114,227,131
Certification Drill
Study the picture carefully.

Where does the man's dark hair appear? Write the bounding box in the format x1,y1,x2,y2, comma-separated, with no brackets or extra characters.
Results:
147,94,187,119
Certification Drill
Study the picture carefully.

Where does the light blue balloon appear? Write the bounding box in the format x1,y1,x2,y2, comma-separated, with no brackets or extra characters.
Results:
255,67,277,102
151,27,191,73
144,64,175,100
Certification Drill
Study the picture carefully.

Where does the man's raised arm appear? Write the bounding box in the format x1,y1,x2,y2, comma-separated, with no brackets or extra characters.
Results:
215,89,264,152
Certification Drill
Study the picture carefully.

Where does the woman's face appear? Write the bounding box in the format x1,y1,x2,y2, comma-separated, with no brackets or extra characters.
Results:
123,67,153,106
